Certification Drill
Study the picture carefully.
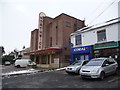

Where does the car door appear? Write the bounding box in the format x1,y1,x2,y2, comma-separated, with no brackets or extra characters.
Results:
102,59,111,75
108,58,116,73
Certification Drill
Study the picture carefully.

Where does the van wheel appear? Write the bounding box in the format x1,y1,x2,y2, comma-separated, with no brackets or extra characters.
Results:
100,72,105,80
17,65,20,68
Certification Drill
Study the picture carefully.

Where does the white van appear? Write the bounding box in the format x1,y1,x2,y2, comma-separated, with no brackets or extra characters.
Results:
15,59,36,68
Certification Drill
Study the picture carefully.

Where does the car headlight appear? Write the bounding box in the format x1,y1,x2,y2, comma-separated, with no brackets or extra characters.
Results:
91,69,99,73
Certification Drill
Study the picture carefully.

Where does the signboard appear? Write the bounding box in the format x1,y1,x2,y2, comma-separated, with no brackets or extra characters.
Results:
71,45,92,54
94,41,118,49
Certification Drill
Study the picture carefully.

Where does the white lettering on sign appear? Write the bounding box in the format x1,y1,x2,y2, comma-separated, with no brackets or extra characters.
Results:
74,47,86,51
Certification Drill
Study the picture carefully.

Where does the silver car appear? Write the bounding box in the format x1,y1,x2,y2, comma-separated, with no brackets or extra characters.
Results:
65,60,89,74
80,58,118,80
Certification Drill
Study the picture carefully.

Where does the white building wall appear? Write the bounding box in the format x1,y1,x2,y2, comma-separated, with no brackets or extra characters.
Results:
71,22,119,47
118,22,120,41
82,30,97,46
118,2,120,41
71,35,76,46
82,23,119,46
106,23,119,42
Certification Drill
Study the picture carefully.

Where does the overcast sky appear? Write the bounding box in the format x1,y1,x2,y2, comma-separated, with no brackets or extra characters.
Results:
0,0,119,54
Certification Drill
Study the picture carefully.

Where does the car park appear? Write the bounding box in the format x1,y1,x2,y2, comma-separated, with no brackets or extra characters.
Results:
80,58,118,80
65,60,89,74
15,59,37,68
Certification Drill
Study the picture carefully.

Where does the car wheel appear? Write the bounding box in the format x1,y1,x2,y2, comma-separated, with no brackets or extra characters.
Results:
17,65,20,68
100,72,105,80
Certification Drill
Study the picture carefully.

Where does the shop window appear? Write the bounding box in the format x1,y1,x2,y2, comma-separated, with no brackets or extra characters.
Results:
75,35,82,45
41,55,47,64
97,30,106,42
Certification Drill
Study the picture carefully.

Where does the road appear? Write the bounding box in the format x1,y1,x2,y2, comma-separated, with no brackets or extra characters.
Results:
2,70,120,89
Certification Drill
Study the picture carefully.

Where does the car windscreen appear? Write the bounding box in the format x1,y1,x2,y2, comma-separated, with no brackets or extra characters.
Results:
85,60,103,66
72,61,82,65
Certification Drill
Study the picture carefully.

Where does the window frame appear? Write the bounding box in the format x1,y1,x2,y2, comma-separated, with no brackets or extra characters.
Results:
75,34,82,45
97,30,106,42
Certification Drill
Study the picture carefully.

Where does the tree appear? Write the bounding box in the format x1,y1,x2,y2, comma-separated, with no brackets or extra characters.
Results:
2,54,15,64
2,46,5,54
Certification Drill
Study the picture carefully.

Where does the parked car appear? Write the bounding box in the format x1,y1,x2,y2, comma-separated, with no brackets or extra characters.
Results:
80,58,118,80
4,61,11,66
15,59,37,68
65,60,89,74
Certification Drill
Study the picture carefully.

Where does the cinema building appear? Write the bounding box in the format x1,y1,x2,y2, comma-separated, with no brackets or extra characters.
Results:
24,12,85,68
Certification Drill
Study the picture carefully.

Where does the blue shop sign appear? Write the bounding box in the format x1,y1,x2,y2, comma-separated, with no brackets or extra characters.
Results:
71,45,92,54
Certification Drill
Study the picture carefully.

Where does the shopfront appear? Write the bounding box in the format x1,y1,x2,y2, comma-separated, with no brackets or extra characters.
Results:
24,48,62,68
93,41,120,68
70,45,93,64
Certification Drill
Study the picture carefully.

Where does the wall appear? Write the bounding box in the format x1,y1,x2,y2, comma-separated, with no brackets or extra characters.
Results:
42,17,53,49
71,35,76,46
82,23,119,46
30,29,38,51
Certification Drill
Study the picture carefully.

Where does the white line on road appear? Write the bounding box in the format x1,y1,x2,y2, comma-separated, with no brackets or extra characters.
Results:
108,77,119,83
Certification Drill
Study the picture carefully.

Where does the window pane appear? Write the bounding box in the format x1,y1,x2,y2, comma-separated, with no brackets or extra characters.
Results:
75,35,82,45
80,55,84,60
97,30,106,41
85,55,89,60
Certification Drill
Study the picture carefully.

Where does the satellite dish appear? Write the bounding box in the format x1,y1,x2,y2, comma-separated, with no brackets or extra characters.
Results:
39,12,46,17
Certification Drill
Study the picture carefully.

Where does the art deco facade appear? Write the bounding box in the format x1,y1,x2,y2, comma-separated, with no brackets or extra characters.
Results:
25,12,85,68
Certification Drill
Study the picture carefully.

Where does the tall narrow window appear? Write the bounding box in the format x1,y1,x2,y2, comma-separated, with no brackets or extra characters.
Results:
97,30,106,42
74,24,77,32
56,26,58,45
50,37,52,47
75,35,82,45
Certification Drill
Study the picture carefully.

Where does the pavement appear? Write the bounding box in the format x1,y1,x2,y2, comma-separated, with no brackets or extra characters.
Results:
1,65,66,77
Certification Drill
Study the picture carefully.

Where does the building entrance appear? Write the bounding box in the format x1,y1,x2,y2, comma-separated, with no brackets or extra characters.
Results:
74,54,89,61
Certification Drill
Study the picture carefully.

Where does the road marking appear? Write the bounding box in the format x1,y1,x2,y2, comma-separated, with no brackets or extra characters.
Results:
108,77,119,83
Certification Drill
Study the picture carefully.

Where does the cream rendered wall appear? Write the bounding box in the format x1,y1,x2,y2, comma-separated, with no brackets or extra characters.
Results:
118,22,120,41
106,23,119,42
82,23,119,46
71,35,76,46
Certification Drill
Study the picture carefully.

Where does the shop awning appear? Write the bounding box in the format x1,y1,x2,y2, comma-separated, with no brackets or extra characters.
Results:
24,48,62,55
